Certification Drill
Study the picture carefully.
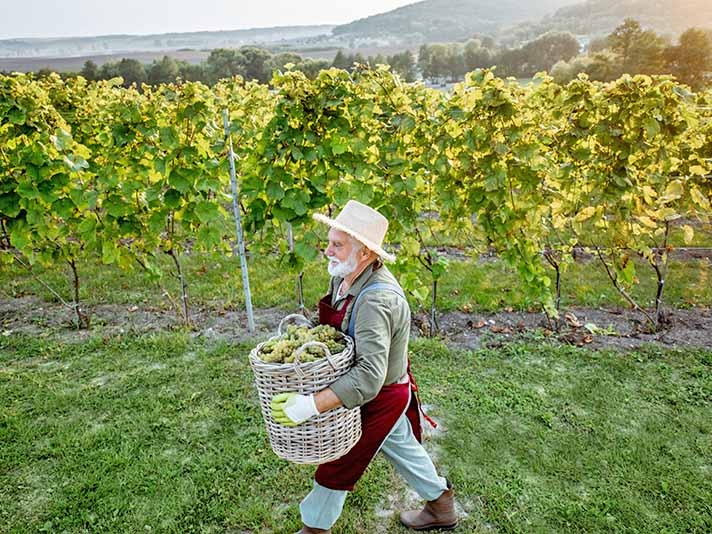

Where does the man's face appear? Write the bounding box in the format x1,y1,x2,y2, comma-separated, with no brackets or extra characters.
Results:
325,228,360,278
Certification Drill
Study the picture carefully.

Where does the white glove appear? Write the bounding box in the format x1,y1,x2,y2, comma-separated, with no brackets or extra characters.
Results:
270,393,319,426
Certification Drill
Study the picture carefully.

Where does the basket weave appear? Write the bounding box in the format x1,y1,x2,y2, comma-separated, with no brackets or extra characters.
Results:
249,315,362,464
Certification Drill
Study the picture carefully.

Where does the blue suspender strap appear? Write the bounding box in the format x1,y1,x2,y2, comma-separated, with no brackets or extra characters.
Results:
346,282,406,338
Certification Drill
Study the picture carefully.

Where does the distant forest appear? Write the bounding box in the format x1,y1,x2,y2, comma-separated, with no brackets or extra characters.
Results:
418,20,712,90
4,19,711,91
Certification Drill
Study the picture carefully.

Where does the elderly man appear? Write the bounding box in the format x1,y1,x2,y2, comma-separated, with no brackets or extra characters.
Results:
271,200,457,533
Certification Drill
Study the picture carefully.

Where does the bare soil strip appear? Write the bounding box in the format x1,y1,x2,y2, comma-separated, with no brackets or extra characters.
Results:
2,297,710,351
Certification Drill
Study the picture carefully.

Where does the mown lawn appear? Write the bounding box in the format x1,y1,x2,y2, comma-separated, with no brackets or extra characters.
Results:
1,332,710,533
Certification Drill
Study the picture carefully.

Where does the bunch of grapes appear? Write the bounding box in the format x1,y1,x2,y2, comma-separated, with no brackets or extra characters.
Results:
258,324,347,364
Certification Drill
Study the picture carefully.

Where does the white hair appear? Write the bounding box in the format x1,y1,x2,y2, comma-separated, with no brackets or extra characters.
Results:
346,234,364,252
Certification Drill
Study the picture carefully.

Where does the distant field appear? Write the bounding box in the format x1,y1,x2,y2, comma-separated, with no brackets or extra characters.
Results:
0,49,212,73
0,43,417,73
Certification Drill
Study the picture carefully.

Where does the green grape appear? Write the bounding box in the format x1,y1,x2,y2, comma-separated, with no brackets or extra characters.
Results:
257,323,348,363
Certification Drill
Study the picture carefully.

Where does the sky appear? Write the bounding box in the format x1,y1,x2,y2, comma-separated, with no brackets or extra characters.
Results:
0,0,419,40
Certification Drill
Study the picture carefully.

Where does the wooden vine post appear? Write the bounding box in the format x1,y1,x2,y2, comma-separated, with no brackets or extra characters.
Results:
287,223,307,314
223,108,255,333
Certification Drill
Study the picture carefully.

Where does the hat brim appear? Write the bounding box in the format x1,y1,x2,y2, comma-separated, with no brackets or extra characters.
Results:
313,213,396,263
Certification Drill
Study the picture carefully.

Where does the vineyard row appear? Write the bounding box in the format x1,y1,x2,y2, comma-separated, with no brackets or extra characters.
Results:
1,68,711,328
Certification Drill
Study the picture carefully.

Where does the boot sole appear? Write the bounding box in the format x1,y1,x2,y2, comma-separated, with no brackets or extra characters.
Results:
409,523,457,531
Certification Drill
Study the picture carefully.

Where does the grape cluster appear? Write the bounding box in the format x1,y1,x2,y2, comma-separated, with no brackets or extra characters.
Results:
258,324,347,364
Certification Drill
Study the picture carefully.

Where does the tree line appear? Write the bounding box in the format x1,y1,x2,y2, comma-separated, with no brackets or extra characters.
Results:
416,19,712,89
77,47,330,86
15,47,417,88
5,18,710,91
552,20,712,90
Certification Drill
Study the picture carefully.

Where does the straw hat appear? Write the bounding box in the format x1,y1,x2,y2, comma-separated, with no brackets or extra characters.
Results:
313,200,396,262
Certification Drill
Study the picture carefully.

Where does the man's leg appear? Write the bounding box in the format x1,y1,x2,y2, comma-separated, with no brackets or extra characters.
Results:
299,481,347,530
381,414,457,530
379,413,448,500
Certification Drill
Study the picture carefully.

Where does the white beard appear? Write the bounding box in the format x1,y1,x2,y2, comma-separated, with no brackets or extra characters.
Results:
327,252,358,278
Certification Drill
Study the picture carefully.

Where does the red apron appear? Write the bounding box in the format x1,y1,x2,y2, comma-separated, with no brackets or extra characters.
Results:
315,292,425,491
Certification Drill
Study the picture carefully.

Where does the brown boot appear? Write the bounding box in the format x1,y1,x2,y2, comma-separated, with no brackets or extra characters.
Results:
400,480,457,531
295,526,331,534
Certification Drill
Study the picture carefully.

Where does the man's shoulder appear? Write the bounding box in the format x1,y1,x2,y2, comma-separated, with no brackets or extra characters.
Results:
366,266,401,290
357,267,406,304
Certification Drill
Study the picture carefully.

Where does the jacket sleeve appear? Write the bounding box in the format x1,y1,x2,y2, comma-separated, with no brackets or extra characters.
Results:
329,293,393,409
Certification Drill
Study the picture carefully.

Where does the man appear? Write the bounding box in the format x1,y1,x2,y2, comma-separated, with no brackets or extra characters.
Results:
271,200,457,533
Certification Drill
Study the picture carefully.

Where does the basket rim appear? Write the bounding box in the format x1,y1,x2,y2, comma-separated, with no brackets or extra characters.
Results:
249,334,354,371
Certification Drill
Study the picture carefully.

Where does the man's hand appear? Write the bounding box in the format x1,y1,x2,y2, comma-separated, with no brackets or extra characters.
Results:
270,392,319,426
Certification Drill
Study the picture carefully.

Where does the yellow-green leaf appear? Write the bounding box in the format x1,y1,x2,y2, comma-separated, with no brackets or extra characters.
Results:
689,165,708,177
682,225,694,244
691,187,711,210
660,180,683,203
401,236,420,256
638,215,657,228
641,185,657,204
574,206,597,222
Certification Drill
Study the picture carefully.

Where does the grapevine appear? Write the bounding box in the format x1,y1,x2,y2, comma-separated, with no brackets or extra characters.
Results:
0,70,710,332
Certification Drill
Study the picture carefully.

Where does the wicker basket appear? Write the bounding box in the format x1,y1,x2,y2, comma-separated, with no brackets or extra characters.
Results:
249,315,362,464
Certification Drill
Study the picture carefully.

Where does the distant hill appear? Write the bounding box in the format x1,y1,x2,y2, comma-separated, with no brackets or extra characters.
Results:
332,0,580,43
0,26,333,59
5,0,710,73
533,0,712,39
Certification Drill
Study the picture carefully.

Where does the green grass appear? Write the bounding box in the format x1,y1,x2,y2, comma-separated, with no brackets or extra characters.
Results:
1,251,711,319
431,255,712,312
1,333,710,533
0,252,331,314
2,232,710,532
417,339,712,533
